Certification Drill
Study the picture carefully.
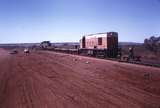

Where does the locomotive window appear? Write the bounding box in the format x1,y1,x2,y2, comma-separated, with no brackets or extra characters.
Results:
98,37,102,45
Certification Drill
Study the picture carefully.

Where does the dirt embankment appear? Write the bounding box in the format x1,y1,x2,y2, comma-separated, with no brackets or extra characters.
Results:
0,49,160,108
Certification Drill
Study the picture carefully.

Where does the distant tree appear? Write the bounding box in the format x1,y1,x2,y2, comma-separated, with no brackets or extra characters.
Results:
144,36,160,53
40,41,52,49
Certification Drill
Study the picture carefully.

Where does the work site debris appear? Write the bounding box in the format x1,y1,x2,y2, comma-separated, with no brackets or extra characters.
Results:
85,61,90,64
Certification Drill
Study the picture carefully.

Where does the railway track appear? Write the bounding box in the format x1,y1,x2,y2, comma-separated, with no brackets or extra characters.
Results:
43,48,160,68
87,56,160,68
118,60,160,68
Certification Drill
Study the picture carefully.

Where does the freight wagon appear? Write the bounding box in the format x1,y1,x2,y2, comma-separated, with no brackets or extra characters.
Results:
79,32,118,58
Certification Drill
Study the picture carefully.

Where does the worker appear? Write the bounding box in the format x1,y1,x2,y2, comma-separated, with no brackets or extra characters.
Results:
118,47,122,59
129,47,134,59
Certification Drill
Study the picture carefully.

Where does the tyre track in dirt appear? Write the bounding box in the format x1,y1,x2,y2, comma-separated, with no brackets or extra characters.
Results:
0,51,13,107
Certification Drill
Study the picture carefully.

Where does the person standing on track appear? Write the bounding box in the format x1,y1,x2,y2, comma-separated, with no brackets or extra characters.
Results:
129,47,134,60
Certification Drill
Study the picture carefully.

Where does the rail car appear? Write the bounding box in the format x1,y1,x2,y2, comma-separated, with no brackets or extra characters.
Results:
53,48,79,55
79,32,118,58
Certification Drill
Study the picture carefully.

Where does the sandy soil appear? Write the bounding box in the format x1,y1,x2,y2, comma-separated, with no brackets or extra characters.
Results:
0,49,160,108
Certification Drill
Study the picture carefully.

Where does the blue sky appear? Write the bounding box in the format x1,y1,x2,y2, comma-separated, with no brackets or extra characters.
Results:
0,0,160,43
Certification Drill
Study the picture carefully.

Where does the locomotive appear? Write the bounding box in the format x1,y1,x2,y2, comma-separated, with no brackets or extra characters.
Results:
79,32,118,58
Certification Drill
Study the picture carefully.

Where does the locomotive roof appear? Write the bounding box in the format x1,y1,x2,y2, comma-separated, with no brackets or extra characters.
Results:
84,32,118,39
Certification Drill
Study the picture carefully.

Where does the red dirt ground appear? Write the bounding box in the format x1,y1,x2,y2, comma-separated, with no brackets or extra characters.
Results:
0,48,160,108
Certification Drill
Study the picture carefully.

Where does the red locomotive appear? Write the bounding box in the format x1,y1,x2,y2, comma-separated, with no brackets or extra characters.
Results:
79,32,118,57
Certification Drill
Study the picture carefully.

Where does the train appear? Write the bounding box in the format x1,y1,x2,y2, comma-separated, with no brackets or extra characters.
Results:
38,32,160,67
79,32,118,58
51,32,119,58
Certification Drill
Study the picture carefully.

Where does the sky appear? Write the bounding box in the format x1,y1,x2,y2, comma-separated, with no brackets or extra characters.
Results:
0,0,160,43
